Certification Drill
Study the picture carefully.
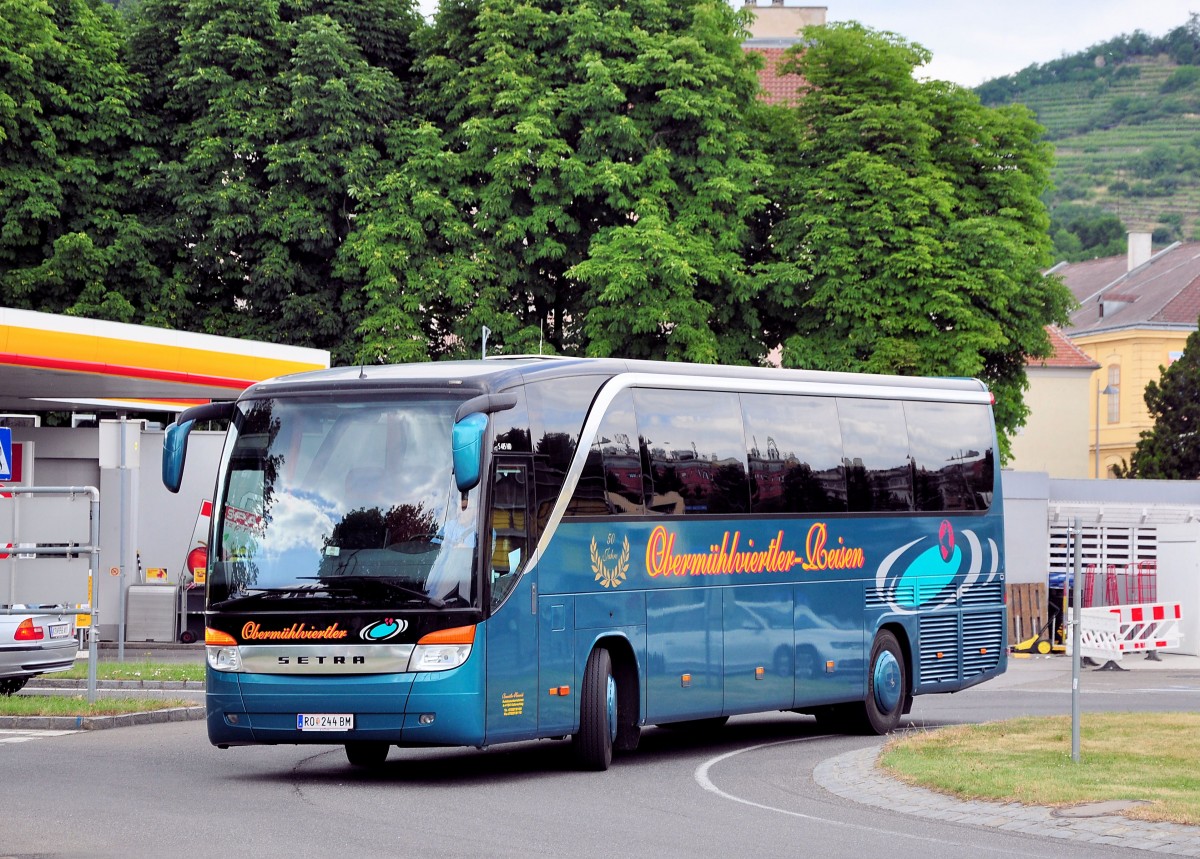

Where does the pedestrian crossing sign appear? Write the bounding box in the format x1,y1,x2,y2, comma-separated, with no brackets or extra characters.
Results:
0,428,11,481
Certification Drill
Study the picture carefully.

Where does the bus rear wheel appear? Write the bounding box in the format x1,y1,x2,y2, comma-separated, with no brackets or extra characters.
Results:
573,647,616,771
850,630,906,735
345,741,390,769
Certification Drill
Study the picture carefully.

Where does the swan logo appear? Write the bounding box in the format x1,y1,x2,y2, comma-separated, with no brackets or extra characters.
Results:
874,520,1001,611
360,618,407,641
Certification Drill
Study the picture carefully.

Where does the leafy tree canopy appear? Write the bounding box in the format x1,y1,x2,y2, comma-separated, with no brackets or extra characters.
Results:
755,22,1076,458
0,0,152,321
125,0,423,362
343,0,771,364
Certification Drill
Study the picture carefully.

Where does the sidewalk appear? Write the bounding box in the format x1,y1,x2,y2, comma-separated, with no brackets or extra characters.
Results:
815,745,1200,855
814,652,1200,856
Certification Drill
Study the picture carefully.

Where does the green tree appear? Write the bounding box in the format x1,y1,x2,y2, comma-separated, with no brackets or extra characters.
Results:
1050,203,1126,261
125,0,422,361
1118,327,1200,478
755,22,1075,458
344,0,770,363
0,0,153,321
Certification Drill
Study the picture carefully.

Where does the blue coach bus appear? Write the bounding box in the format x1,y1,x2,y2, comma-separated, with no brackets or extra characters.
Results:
162,357,1005,770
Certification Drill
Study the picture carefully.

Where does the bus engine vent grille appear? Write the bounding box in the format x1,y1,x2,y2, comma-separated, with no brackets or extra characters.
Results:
865,584,916,609
918,615,959,682
959,580,1004,607
962,611,1004,677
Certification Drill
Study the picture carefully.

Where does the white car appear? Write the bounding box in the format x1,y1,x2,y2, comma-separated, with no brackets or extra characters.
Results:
0,607,77,695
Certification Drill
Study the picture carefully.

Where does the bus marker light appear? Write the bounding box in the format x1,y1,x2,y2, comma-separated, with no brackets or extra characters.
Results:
206,628,237,646
936,651,944,659
825,661,835,674
755,667,764,679
681,674,692,688
547,686,570,696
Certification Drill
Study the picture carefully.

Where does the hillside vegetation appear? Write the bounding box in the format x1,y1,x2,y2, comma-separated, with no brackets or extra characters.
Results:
976,15,1200,257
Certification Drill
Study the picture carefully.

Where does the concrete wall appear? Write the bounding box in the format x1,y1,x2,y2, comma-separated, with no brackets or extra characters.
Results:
743,2,826,39
1000,470,1050,585
6,424,224,641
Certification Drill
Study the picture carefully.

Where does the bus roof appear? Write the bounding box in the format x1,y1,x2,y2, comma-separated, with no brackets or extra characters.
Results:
241,356,990,401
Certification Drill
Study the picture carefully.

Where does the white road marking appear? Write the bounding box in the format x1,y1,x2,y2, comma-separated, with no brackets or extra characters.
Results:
693,737,1051,856
0,728,81,744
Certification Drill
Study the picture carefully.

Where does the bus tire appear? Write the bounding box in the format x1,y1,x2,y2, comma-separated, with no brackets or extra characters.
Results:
573,647,616,771
345,741,390,769
852,630,906,735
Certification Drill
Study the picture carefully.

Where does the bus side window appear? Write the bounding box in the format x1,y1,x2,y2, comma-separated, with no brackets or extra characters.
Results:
742,393,847,515
566,388,644,516
837,398,912,513
632,388,750,515
490,464,529,609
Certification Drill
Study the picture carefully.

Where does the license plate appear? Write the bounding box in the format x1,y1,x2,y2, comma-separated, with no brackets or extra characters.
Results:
48,623,70,639
297,713,353,731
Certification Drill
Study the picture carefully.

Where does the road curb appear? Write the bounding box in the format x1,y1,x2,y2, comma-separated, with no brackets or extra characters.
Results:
814,745,1200,854
0,706,206,731
32,678,204,691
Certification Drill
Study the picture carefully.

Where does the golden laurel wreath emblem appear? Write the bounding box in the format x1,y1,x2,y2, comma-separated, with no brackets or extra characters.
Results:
590,534,630,589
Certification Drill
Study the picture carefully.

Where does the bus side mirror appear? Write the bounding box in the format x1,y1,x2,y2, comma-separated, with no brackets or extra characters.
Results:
162,419,195,494
452,412,488,493
161,400,236,494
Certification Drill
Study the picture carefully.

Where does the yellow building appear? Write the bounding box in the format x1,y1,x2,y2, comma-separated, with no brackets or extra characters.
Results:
1050,235,1199,477
1008,327,1098,477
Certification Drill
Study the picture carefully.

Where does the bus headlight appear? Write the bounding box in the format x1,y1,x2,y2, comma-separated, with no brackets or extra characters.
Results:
407,625,475,673
207,646,242,672
205,627,242,672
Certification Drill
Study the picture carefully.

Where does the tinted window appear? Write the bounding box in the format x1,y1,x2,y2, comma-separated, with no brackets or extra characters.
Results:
837,398,912,512
742,394,847,515
906,400,994,511
566,387,643,516
633,388,749,515
491,386,531,454
527,375,606,534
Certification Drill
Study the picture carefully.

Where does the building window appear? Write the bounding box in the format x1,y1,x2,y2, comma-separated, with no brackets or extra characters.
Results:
1107,365,1120,424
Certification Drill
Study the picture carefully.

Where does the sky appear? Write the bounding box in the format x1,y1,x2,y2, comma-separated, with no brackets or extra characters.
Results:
413,1,1197,89
822,1,1198,87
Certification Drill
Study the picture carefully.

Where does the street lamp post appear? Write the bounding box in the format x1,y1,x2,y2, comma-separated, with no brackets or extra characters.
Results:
1094,383,1118,478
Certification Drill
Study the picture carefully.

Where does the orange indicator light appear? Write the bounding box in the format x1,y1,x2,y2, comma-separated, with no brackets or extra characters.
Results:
206,628,237,646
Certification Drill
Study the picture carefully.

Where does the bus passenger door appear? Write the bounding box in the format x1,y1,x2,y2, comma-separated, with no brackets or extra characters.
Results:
484,461,539,743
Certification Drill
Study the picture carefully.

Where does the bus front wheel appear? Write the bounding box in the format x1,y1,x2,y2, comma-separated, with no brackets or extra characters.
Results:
852,630,906,735
573,647,616,771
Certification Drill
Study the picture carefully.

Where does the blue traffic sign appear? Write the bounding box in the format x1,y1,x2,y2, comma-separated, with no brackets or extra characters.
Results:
0,427,11,481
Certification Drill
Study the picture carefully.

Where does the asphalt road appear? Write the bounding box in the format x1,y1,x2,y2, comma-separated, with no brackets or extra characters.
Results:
2,654,1197,859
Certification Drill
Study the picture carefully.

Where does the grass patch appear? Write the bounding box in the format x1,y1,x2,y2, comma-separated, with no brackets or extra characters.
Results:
0,695,194,717
882,713,1200,826
57,660,204,683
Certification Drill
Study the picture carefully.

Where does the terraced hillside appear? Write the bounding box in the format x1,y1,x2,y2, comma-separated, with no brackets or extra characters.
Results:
978,25,1200,243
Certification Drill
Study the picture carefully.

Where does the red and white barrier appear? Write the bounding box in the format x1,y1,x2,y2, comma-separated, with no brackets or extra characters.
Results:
1069,602,1183,662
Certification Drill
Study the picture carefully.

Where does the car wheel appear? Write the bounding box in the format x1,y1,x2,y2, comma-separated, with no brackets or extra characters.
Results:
0,676,29,696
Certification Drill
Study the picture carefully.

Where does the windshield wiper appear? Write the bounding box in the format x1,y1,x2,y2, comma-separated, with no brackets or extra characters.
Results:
312,575,446,608
211,585,329,609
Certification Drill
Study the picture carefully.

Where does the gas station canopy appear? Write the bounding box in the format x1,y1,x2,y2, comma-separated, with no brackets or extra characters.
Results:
0,306,330,413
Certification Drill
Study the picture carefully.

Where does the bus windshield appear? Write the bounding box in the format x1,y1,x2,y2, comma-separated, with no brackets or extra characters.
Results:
210,395,479,611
